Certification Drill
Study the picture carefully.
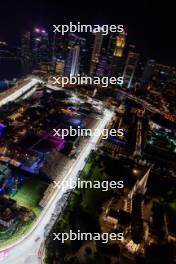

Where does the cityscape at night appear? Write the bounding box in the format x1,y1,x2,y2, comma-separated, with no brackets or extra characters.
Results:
0,1,175,264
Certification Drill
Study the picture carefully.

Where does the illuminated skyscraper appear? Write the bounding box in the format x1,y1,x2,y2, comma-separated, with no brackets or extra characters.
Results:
31,28,50,64
53,33,88,76
68,34,88,75
89,32,103,76
108,32,126,77
64,45,80,76
123,50,140,88
113,32,126,57
52,33,69,61
96,48,108,77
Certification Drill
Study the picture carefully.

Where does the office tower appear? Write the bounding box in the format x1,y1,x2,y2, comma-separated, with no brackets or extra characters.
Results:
108,32,126,77
53,33,88,76
31,28,50,64
141,59,156,86
21,32,32,75
21,32,31,59
113,32,126,57
52,33,69,62
68,34,88,75
77,37,89,76
96,48,108,77
64,45,80,76
89,32,103,76
123,50,140,88
107,33,116,60
70,45,80,76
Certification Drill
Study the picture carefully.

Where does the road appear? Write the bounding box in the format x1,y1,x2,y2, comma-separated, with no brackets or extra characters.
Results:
0,109,113,264
0,78,41,107
115,87,164,116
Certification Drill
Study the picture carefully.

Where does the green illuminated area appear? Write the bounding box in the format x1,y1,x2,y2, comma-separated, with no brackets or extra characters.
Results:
11,178,48,215
0,178,47,248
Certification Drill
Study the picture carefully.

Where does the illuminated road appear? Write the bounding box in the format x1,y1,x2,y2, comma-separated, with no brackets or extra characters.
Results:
72,84,166,116
0,78,41,107
115,87,164,116
0,109,113,264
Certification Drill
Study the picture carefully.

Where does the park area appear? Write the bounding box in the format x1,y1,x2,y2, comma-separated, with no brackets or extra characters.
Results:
0,177,47,248
12,177,48,215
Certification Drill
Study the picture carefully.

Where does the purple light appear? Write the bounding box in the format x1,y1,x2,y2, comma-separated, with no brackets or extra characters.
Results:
0,123,6,137
34,28,40,33
108,136,126,145
41,30,46,33
49,135,65,150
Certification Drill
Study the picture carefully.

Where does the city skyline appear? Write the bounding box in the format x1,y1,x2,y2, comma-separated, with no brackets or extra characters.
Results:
0,0,175,65
0,1,175,264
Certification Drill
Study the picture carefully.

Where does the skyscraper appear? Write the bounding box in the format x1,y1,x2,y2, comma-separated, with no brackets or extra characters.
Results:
108,32,126,77
21,32,31,59
21,32,32,75
31,28,50,64
123,49,140,88
64,45,80,77
141,59,156,86
68,34,88,75
113,32,126,57
53,33,88,76
89,32,103,76
52,32,69,62
96,48,108,77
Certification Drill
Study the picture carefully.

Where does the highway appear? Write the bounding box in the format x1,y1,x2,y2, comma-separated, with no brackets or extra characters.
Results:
0,78,41,107
0,109,113,264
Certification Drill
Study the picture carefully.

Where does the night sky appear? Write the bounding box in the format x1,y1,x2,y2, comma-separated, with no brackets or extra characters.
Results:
0,0,175,65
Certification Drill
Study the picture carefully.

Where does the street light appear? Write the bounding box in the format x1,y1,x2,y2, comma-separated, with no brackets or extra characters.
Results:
133,169,138,174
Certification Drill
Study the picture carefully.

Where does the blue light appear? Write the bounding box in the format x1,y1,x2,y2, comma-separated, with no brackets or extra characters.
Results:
0,123,6,137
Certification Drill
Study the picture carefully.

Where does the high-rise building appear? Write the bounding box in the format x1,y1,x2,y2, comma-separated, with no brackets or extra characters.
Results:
96,48,108,77
64,45,80,77
68,34,88,75
113,32,126,57
89,32,103,76
141,59,156,86
53,33,88,76
21,32,31,59
21,32,32,75
123,50,140,88
31,28,50,64
108,32,126,77
52,33,69,62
